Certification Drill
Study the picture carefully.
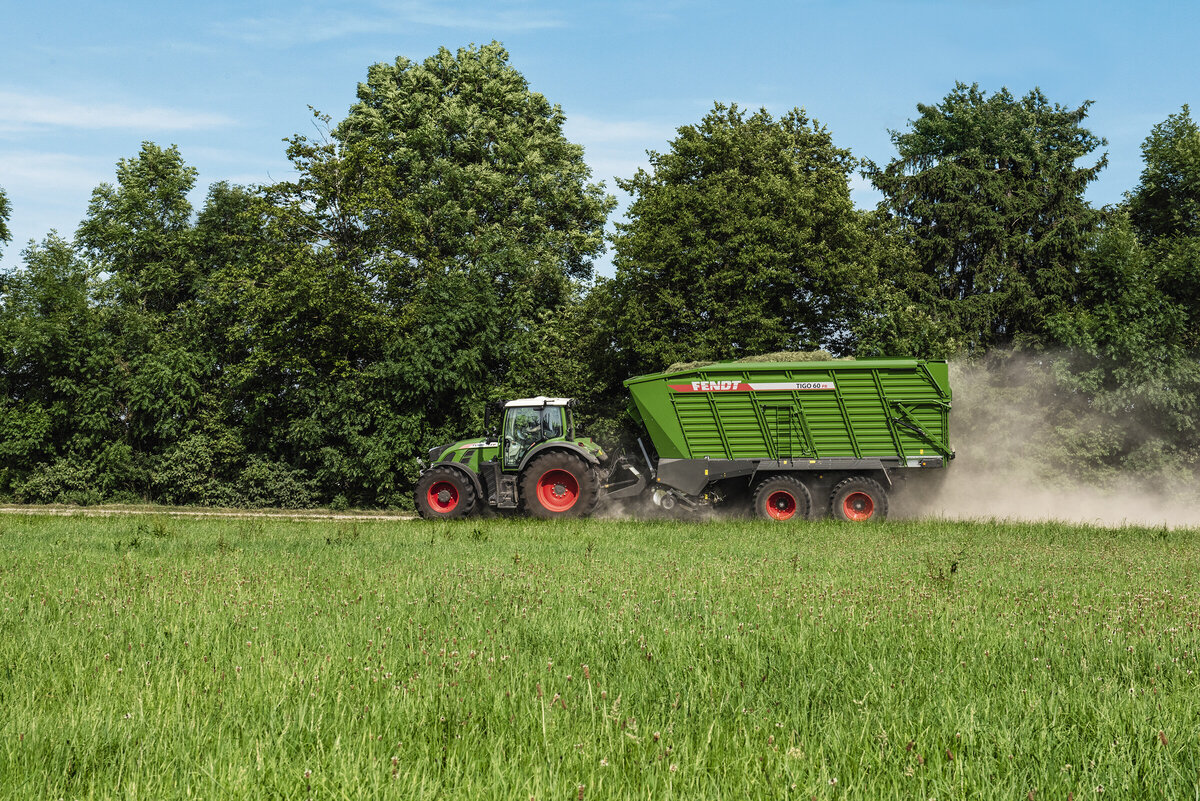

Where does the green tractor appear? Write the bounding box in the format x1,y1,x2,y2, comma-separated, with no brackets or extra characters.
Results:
415,397,644,519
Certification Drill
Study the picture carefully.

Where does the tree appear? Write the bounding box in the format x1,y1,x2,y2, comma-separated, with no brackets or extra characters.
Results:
0,235,118,501
1127,105,1200,242
866,83,1107,351
0,186,11,253
76,142,199,313
1045,212,1200,483
605,103,873,377
1125,106,1200,347
262,42,614,503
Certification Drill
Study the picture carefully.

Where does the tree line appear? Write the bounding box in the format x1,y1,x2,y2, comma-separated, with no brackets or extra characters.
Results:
1,42,1198,508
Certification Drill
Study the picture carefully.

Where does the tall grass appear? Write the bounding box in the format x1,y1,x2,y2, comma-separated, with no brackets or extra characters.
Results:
1,514,1198,799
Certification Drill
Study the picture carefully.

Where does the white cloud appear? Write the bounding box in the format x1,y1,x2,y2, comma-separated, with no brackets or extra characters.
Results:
848,173,882,210
0,151,109,195
0,91,233,133
563,115,677,146
394,0,565,31
218,1,564,47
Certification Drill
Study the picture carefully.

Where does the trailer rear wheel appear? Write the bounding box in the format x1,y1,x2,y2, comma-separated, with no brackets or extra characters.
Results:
415,466,477,519
521,452,599,519
830,476,887,522
751,475,811,521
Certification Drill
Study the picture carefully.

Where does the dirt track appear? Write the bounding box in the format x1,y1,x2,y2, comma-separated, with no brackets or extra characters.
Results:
0,506,418,522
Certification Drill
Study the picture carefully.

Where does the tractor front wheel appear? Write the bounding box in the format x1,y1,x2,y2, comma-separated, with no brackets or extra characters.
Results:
521,452,599,519
415,466,477,519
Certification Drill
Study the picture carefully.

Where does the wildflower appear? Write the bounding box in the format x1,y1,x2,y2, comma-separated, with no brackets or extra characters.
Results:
670,764,678,773
599,758,609,767
829,777,838,785
304,769,312,779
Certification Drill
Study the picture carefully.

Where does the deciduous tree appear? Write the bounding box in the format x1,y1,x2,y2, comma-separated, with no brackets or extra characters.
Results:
0,186,11,252
866,83,1106,351
605,103,873,377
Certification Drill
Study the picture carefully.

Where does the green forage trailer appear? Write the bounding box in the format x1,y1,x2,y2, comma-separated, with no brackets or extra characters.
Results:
623,358,952,521
415,358,952,521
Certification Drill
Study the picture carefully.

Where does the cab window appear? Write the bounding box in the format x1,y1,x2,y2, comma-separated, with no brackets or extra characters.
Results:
502,406,565,469
541,406,564,438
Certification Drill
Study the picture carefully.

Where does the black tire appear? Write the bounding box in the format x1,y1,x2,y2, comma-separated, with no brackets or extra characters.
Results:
829,476,888,522
751,475,811,521
521,451,599,519
415,466,477,519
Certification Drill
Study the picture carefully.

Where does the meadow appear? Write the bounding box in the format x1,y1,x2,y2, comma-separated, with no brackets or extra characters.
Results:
1,513,1197,799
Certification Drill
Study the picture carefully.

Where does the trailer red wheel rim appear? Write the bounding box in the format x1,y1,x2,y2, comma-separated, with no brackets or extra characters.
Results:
427,481,459,513
842,491,874,521
536,469,579,512
766,490,797,520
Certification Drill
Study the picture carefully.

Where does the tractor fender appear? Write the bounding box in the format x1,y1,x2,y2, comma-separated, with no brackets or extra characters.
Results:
428,460,484,500
518,442,600,475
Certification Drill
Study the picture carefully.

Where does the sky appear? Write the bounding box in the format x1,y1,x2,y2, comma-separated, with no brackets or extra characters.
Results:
1,0,1197,276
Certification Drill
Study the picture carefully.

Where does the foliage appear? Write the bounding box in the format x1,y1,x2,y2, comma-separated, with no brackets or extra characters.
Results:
77,142,200,313
0,185,10,252
606,104,872,378
1045,213,1200,476
1127,104,1200,242
866,83,1106,350
6,66,1200,505
237,456,317,509
0,236,111,496
259,42,613,502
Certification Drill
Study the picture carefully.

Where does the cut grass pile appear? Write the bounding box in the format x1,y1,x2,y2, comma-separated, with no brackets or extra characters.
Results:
1,514,1198,799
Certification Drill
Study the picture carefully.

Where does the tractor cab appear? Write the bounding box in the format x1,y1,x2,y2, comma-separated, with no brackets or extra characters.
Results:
500,397,574,470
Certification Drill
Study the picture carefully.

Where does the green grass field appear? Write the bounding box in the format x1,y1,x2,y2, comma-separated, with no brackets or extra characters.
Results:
1,513,1198,799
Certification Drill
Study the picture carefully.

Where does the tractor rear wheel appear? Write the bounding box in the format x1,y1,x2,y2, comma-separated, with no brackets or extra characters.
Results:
521,451,599,519
415,466,477,519
830,476,888,522
751,475,812,521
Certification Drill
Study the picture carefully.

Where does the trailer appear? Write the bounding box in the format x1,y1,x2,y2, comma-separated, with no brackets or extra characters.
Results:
622,358,952,520
414,358,952,521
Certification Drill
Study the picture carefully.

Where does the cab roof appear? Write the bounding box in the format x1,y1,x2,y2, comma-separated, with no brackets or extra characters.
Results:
504,396,573,408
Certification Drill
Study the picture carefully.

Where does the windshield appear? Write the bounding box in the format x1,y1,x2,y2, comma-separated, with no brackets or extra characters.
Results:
502,406,564,469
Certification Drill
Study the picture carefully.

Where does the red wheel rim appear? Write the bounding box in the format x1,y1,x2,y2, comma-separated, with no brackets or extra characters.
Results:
766,490,797,520
536,469,579,512
842,491,874,521
427,481,459,513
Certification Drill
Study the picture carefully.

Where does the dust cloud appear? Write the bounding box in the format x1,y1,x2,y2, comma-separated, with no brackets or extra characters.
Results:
892,357,1200,528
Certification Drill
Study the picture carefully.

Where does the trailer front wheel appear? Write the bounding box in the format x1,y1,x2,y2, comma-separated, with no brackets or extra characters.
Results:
752,475,811,521
521,452,599,519
830,476,888,522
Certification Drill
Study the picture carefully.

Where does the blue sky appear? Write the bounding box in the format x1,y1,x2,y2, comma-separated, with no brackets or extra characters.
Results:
1,0,1197,275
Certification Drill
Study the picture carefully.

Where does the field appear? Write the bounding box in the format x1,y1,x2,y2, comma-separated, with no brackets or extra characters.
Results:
1,514,1198,799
